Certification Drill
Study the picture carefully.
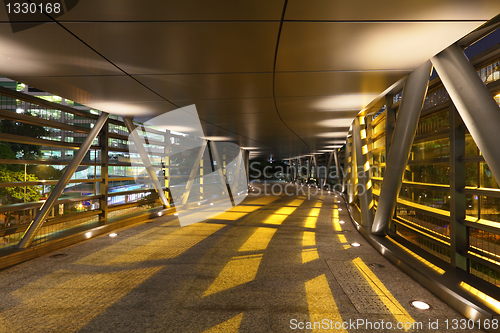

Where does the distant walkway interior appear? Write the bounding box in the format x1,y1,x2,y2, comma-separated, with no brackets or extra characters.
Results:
0,182,475,332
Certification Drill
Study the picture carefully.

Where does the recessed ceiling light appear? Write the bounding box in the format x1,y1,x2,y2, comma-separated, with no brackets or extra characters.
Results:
109,233,118,237
411,300,430,310
339,221,345,224
351,242,361,247
338,208,342,211
174,213,179,216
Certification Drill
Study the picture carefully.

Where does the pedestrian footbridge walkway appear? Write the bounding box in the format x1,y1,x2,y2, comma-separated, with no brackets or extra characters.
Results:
0,182,477,332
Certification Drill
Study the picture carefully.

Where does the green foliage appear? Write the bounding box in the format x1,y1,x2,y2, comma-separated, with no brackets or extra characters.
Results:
0,169,41,204
0,111,49,159
0,143,15,160
27,165,62,180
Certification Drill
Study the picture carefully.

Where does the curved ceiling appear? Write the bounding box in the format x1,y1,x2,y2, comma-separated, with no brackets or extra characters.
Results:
0,1,499,160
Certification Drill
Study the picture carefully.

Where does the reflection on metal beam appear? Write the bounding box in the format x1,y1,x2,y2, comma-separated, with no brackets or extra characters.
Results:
372,61,432,236
123,118,170,208
432,44,500,194
353,117,374,228
18,112,110,249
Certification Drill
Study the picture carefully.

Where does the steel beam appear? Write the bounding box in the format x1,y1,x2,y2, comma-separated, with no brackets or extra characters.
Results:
18,112,109,249
432,43,500,189
343,134,352,194
385,94,396,157
449,103,468,270
334,148,340,187
98,119,109,224
123,118,170,208
353,117,374,228
371,61,432,236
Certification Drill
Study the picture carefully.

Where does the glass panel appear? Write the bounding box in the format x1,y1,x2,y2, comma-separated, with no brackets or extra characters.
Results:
416,108,449,135
480,162,500,189
396,224,450,262
396,206,449,237
480,196,500,222
410,138,450,161
466,194,479,218
465,134,479,156
405,164,449,184
399,186,450,210
465,162,478,187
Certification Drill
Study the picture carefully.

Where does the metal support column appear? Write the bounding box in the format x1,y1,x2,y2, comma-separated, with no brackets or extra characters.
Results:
123,118,169,208
210,141,235,206
343,134,352,194
333,148,340,187
372,61,432,235
349,134,357,204
180,141,207,205
432,43,500,187
313,155,320,186
18,112,110,249
164,130,171,205
353,116,374,228
323,150,334,187
98,118,109,224
307,156,312,182
450,103,468,270
297,157,303,183
243,149,250,186
385,94,396,157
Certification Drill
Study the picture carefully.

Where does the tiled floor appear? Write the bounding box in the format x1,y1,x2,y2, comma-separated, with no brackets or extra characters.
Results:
0,182,481,332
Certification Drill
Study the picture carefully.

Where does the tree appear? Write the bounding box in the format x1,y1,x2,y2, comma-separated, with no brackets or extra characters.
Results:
0,168,41,205
0,111,49,159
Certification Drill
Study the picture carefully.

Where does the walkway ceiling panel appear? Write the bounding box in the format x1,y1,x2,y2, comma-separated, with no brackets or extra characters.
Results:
277,22,486,72
275,71,408,99
62,22,279,74
9,75,167,108
0,23,121,77
58,0,285,21
133,73,274,100
0,1,499,160
285,0,500,21
173,98,276,116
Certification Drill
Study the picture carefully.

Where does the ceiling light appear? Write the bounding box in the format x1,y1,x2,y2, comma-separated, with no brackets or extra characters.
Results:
109,233,118,237
351,242,361,247
316,132,348,138
339,221,345,224
411,301,430,310
85,232,92,239
174,213,179,216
